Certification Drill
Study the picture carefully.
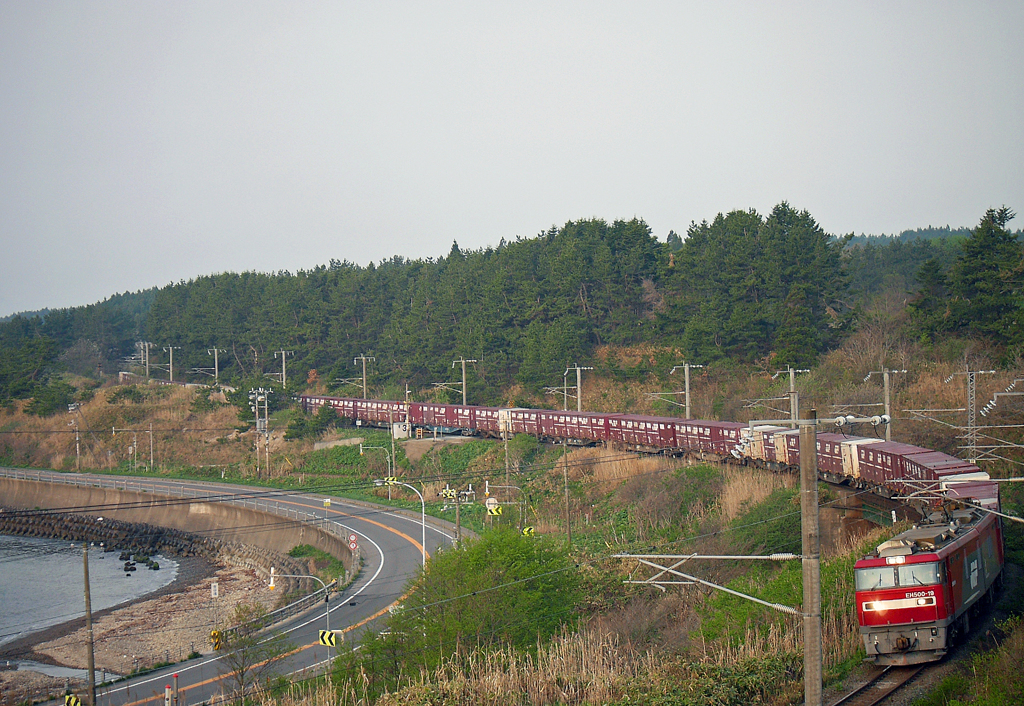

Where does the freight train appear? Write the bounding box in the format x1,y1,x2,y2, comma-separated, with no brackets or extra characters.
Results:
300,393,1003,664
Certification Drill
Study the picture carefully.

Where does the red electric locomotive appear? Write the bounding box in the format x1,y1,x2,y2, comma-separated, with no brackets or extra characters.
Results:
855,503,1003,665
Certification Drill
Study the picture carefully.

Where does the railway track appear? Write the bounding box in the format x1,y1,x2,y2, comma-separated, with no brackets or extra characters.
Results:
830,665,924,706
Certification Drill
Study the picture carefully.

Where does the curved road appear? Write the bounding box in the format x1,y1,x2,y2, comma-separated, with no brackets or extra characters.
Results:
1,469,452,706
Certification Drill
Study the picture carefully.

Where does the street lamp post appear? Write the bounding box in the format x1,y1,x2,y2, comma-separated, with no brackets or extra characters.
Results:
268,570,333,652
374,478,426,567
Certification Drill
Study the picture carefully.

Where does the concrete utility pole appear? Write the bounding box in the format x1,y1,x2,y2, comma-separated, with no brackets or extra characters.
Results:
865,368,907,442
452,357,478,406
354,354,375,399
563,453,572,550
774,367,810,423
207,349,226,385
163,346,180,382
274,350,294,388
68,404,81,471
799,408,821,706
565,365,594,412
139,341,154,379
83,544,96,706
670,363,704,418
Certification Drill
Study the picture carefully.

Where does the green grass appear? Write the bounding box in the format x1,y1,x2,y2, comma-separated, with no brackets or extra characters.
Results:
287,544,349,586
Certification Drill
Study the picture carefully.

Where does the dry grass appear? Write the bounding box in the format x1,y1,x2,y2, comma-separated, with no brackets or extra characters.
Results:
573,446,677,485
369,629,651,706
719,467,792,523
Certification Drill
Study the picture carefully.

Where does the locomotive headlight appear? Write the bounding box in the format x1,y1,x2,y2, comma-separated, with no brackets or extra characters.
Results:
917,598,928,606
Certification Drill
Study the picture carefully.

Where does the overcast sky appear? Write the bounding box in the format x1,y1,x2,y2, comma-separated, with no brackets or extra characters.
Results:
1,2,1021,317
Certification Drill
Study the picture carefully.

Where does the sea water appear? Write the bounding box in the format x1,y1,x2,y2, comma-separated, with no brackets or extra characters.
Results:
0,535,178,648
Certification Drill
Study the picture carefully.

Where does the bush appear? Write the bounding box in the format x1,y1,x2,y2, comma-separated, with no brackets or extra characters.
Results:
107,386,146,404
335,528,580,698
25,381,76,417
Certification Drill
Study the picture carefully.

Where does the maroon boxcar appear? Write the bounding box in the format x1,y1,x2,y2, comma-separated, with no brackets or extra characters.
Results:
609,415,676,451
498,408,541,436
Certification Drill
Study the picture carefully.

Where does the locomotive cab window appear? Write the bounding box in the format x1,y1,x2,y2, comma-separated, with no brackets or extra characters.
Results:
899,562,943,587
855,567,897,590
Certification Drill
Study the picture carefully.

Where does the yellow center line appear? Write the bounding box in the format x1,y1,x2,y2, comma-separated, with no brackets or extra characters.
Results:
99,481,426,706
114,598,407,706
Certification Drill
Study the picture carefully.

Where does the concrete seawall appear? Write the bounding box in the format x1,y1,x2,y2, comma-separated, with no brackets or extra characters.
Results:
0,477,352,594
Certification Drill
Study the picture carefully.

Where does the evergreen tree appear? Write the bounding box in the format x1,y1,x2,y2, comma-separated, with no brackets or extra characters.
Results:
945,207,1022,345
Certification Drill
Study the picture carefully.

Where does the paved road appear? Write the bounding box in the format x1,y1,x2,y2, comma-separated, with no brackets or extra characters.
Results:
1,469,453,705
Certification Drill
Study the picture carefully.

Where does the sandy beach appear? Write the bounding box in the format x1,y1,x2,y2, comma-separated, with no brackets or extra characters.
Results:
0,557,278,705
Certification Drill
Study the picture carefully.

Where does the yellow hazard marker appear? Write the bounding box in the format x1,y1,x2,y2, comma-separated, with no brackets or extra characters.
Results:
318,629,337,647
487,506,502,516
64,695,81,706
521,526,535,536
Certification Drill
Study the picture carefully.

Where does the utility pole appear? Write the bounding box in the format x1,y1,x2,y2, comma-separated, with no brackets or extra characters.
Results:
148,422,154,471
83,543,96,706
865,368,907,442
774,367,810,423
670,363,704,418
163,346,180,382
452,357,478,406
274,350,294,388
799,408,821,706
138,341,154,379
249,388,272,478
207,349,226,385
565,365,594,412
68,404,81,471
354,354,375,399
563,453,571,550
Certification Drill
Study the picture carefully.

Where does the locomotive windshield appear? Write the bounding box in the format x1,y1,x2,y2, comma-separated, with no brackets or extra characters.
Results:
899,562,943,586
855,567,896,590
855,561,943,591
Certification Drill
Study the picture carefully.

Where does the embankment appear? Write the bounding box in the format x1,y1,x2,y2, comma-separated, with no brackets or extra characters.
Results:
0,476,352,594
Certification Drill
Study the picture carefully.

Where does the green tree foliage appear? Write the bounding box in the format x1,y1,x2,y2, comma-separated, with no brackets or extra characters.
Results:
2,205,981,403
661,203,849,365
910,207,1023,351
335,528,579,697
946,207,1022,344
141,218,663,400
284,403,338,440
24,380,76,417
842,235,963,301
0,334,58,402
